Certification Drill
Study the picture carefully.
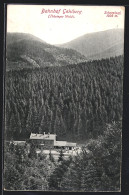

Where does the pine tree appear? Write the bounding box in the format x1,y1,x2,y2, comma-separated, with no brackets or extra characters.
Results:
58,150,64,162
49,150,55,163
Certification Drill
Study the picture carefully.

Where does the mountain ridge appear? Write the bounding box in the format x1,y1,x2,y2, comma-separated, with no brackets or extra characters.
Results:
6,33,87,70
6,29,124,70
57,29,124,60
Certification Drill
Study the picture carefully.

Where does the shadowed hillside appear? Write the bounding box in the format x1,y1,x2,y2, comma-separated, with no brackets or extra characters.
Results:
6,33,87,71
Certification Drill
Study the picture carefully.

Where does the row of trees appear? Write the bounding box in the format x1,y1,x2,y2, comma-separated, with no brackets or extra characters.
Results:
5,55,123,141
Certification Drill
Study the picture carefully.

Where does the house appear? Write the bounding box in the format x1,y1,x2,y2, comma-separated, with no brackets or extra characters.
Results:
29,132,76,150
29,132,56,149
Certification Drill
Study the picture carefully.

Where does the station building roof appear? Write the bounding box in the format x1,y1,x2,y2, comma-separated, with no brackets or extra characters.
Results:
30,133,56,140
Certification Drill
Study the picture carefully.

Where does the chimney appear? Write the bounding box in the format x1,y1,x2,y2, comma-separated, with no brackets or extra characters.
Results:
44,132,45,135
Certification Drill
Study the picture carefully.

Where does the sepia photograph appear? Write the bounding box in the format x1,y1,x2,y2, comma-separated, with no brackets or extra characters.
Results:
4,5,125,191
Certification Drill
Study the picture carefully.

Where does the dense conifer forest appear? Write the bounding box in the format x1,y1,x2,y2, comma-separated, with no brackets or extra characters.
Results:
4,55,123,191
5,55,123,141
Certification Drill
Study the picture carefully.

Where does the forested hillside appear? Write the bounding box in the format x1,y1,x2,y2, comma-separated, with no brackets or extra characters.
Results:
6,33,87,71
5,55,123,141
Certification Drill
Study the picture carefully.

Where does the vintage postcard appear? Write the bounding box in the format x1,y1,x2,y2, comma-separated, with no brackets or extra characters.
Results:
4,5,124,191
